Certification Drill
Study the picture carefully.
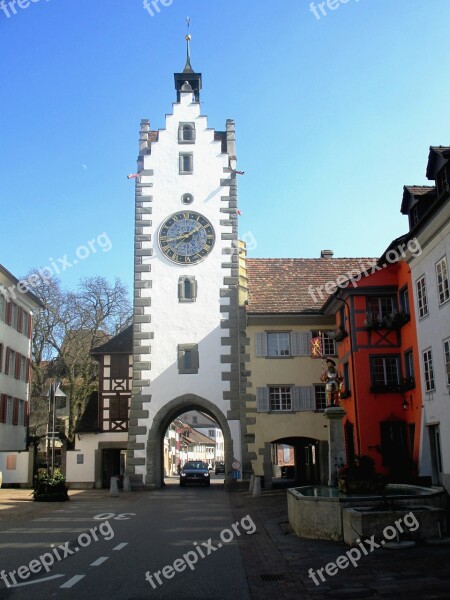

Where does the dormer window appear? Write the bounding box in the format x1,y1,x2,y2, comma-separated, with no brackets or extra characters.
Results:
409,203,419,228
178,122,196,144
437,165,449,197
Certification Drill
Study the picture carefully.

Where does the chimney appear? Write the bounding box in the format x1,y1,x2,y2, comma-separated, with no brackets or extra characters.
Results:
320,250,334,259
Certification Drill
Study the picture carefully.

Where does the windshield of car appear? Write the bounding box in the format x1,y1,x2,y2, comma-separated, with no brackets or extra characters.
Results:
183,462,208,470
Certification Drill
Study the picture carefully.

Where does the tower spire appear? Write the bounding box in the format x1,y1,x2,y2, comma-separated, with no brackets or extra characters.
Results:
174,17,202,102
184,17,193,73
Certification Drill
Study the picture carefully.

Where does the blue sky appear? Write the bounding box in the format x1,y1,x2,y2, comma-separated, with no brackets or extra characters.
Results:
1,0,450,297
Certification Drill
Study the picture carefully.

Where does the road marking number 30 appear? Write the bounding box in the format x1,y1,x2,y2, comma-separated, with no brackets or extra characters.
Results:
93,513,136,521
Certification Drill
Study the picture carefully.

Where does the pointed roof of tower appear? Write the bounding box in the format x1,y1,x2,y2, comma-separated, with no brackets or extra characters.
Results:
183,31,194,74
174,23,202,102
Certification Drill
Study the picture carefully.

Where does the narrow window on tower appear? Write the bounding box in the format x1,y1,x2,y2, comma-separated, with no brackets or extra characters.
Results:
178,276,197,302
179,153,193,174
178,122,196,144
177,344,199,374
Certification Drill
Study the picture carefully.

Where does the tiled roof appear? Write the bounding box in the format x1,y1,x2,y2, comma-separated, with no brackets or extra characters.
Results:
91,325,132,355
403,185,436,196
184,428,216,445
246,258,377,314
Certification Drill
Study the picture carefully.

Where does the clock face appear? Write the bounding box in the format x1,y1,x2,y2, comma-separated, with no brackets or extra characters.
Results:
158,211,215,265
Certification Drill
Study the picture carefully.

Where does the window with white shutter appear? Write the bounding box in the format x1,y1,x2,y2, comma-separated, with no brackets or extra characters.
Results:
256,387,270,412
255,333,268,357
292,386,315,411
290,331,312,356
255,331,311,357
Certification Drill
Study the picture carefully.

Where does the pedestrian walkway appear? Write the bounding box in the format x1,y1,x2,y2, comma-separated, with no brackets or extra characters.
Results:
229,487,450,600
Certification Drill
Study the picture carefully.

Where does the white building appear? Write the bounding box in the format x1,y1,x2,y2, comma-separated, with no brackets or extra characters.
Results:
127,40,243,489
0,265,43,486
402,147,450,492
180,410,224,463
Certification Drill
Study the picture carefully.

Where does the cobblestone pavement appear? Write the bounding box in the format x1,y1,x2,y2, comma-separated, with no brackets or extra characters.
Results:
229,488,450,600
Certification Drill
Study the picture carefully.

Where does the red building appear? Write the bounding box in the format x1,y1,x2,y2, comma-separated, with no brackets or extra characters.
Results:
322,247,422,482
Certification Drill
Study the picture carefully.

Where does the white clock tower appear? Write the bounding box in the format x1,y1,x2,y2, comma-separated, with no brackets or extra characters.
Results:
127,37,243,489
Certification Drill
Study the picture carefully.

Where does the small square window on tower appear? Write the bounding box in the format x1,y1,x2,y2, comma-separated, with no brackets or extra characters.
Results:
178,344,199,374
179,152,193,174
178,276,197,302
178,122,196,144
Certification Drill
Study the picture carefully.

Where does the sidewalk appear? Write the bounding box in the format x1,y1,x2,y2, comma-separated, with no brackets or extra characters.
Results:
0,487,112,520
229,487,450,600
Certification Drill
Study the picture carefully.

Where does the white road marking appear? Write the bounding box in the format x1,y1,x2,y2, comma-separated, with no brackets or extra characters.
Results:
90,556,109,566
60,574,86,588
112,542,128,551
11,574,65,588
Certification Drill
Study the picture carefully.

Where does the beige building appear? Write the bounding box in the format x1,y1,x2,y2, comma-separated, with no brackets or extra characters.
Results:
241,254,370,488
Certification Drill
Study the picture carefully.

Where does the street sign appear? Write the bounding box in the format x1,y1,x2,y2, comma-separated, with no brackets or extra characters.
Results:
232,459,241,470
232,470,240,479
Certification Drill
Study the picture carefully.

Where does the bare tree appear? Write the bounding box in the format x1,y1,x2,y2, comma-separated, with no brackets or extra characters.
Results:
27,272,131,438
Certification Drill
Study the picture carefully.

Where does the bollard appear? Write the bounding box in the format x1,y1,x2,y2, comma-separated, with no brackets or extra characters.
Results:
253,476,261,497
110,476,119,497
249,474,255,494
123,475,131,492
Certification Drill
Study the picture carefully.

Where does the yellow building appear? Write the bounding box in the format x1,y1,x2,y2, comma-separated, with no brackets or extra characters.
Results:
241,253,368,488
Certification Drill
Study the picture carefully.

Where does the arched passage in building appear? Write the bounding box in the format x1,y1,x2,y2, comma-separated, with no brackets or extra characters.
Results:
270,436,328,487
144,394,234,489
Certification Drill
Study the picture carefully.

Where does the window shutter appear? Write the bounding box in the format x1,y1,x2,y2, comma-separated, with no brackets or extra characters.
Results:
5,348,10,375
255,333,268,357
293,386,315,411
25,401,29,427
290,332,312,356
0,344,3,372
28,314,32,339
15,353,21,379
12,398,19,425
256,387,270,412
17,307,23,332
26,358,30,383
5,302,12,325
0,395,6,423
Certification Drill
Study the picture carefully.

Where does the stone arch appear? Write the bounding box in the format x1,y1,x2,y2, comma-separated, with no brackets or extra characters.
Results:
144,394,234,489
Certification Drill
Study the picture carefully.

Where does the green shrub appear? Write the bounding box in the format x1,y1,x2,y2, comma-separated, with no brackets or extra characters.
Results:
33,469,69,502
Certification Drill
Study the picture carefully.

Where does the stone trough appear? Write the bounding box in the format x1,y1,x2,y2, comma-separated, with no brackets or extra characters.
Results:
287,484,447,545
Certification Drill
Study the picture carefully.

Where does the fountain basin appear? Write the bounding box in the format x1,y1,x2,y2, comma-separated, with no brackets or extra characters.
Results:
287,484,447,544
343,505,445,546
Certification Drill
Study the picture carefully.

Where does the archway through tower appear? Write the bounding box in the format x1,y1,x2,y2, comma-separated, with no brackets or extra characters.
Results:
144,394,234,490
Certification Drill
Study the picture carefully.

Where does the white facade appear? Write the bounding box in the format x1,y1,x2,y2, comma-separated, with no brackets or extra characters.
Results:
129,61,242,488
409,200,450,491
0,265,42,485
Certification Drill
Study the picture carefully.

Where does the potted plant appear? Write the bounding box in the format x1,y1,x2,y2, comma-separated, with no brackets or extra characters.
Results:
33,469,69,502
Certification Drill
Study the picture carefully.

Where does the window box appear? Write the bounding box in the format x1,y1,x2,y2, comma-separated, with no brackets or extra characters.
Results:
364,310,410,330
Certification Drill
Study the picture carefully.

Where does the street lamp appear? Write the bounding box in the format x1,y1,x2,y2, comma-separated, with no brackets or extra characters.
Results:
45,382,66,475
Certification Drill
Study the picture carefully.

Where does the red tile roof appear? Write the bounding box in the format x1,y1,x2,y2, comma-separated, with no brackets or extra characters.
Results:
246,258,377,314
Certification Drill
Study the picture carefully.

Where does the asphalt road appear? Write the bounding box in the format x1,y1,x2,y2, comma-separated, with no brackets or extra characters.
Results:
0,477,251,600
